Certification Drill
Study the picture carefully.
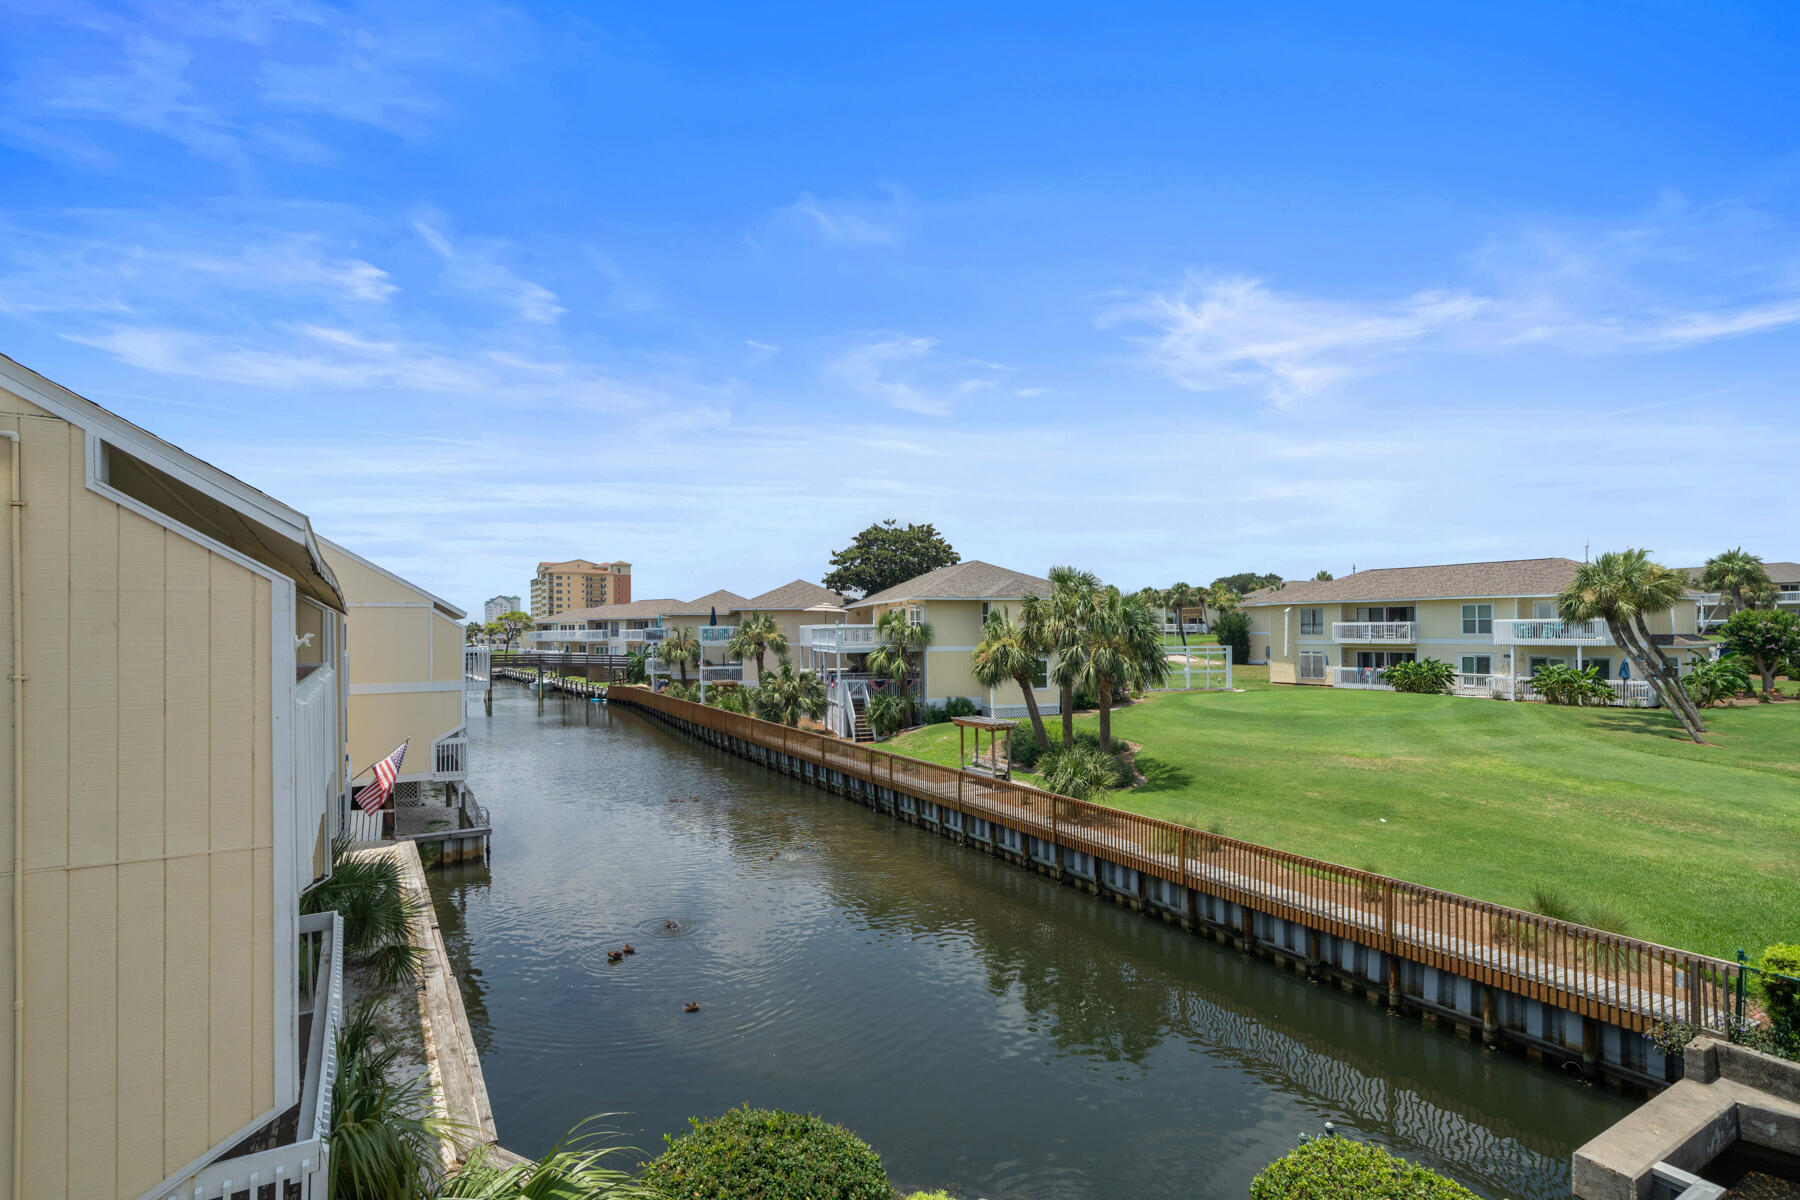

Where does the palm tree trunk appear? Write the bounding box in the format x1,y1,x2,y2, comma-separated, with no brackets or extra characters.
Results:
1617,618,1696,730
1097,671,1114,751
1015,672,1051,748
1632,612,1706,733
1060,683,1074,744
1607,617,1702,742
1175,604,1187,648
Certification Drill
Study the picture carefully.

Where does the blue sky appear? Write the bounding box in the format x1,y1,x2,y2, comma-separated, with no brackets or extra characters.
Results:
2,2,1797,613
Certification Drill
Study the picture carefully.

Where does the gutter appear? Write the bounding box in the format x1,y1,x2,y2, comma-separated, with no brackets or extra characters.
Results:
2,430,22,1200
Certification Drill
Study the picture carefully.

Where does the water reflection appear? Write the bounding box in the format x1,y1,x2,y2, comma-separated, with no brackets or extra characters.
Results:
431,689,1633,1200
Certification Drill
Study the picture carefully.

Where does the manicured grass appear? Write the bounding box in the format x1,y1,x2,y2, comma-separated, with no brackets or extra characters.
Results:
882,670,1800,958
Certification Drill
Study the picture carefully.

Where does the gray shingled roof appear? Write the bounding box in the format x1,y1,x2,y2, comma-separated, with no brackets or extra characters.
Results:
1682,561,1800,585
539,597,685,624
850,560,1052,608
1239,558,1587,606
742,579,847,611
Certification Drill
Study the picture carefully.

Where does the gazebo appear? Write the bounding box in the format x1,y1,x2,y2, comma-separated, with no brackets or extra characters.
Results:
954,715,1015,780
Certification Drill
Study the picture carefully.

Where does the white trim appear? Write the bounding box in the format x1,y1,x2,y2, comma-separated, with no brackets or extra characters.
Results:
347,601,434,608
132,1103,284,1200
349,681,466,695
6,356,344,601
317,536,465,618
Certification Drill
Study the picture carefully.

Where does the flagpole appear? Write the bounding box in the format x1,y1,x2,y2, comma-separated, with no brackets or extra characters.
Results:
347,737,410,786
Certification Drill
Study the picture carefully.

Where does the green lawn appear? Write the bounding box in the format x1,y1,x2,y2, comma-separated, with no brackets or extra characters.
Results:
881,669,1800,959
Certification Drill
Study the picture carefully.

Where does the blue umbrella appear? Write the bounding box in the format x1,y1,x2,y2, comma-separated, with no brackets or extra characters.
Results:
710,606,717,625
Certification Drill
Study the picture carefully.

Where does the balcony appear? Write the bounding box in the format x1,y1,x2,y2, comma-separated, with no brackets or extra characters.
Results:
1492,618,1607,645
700,664,744,682
698,625,738,645
1331,621,1417,642
1333,666,1392,689
162,912,342,1200
801,623,880,651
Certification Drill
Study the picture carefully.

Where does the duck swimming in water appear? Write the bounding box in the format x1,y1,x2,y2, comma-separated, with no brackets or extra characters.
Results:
684,1002,700,1013
606,950,624,963
622,944,635,955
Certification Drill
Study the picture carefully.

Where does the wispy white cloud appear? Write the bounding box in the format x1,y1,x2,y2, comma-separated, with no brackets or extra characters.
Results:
414,218,564,324
745,339,780,365
774,189,905,249
1105,197,1800,404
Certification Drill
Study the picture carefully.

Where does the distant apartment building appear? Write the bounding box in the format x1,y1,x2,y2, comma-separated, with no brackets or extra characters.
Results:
530,558,631,619
1241,557,1711,702
1680,561,1800,628
484,593,522,623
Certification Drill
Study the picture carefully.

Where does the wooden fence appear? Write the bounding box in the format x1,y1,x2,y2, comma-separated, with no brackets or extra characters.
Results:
607,684,1737,1036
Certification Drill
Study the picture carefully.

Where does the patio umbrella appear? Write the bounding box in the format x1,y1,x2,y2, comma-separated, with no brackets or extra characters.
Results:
710,605,717,625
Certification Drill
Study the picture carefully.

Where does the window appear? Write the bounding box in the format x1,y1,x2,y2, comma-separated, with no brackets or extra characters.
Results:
1299,607,1324,636
1459,654,1492,676
981,601,991,624
1532,601,1556,619
1030,657,1049,688
1586,658,1612,680
1528,656,1569,675
1462,603,1493,635
1299,650,1327,680
907,604,925,626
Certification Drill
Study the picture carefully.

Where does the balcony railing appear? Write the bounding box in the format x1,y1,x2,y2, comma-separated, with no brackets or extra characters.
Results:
698,625,738,644
700,664,744,682
160,911,342,1200
1333,666,1391,689
1491,618,1607,645
293,663,339,879
463,646,490,692
433,733,468,780
1331,621,1417,642
802,624,880,650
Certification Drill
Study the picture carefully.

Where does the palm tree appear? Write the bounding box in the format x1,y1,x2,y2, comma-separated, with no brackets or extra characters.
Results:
972,611,1051,748
728,610,789,680
1043,742,1117,803
1164,581,1200,647
1206,582,1240,620
656,625,700,686
442,1122,647,1198
867,609,933,722
753,660,827,726
1624,556,1710,733
1072,587,1170,752
1701,547,1769,613
1022,565,1100,744
1558,551,1704,742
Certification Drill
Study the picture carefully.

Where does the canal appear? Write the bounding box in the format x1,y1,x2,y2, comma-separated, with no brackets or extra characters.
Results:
430,685,1635,1200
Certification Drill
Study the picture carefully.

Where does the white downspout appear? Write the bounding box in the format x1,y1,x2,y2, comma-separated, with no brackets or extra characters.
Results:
1283,606,1291,662
3,431,23,1200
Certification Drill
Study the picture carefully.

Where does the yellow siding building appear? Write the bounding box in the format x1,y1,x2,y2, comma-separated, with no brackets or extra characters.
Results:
318,540,471,818
1241,558,1711,699
0,355,347,1200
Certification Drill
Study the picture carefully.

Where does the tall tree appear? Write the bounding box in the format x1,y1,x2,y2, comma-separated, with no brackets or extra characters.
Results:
1701,547,1770,612
495,610,532,651
1718,609,1800,699
1557,551,1704,742
1313,569,1334,581
1211,571,1285,595
656,625,701,686
822,519,959,599
753,660,828,726
1072,587,1170,752
971,611,1051,749
727,611,789,679
1022,565,1100,744
1623,557,1710,733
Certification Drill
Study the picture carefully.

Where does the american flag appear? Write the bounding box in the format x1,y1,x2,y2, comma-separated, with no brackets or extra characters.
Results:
353,739,408,814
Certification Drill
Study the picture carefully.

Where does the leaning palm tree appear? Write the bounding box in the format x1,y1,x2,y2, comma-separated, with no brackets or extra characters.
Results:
1558,551,1704,742
866,608,932,705
971,611,1051,748
656,625,701,686
1072,587,1170,752
1700,547,1769,613
1624,556,1709,733
728,610,789,680
1022,565,1101,744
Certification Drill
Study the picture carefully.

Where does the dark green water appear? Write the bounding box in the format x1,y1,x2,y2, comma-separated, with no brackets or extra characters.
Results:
431,686,1634,1199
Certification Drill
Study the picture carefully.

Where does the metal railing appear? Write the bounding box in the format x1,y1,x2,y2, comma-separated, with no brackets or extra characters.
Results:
463,645,491,692
159,912,343,1200
1493,618,1608,645
700,664,744,682
698,625,737,644
607,685,1738,1035
1333,665,1390,688
801,623,880,650
1332,621,1417,642
294,664,339,875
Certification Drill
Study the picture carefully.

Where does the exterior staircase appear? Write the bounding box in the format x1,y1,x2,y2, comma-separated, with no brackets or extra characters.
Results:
851,696,872,742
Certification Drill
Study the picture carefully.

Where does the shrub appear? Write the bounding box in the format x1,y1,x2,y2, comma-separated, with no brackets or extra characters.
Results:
1250,1135,1478,1200
1683,657,1753,707
1529,663,1615,706
1010,723,1048,769
1214,610,1252,665
642,1107,889,1200
302,842,425,988
919,703,951,725
1383,658,1455,695
1041,743,1118,802
1759,943,1800,1052
943,696,980,718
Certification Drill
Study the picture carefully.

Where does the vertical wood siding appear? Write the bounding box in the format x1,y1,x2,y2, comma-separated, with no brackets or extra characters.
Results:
0,397,283,1200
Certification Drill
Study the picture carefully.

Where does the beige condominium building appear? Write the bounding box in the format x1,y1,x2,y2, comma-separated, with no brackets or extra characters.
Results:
319,540,473,836
529,558,631,619
0,355,348,1200
483,593,522,624
815,561,1059,737
1241,557,1711,702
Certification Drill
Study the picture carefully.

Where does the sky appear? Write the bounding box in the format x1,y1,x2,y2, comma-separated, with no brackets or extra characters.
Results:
2,2,1798,615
